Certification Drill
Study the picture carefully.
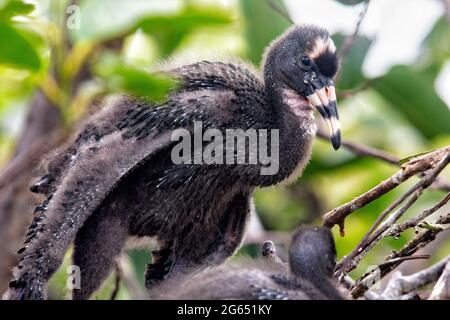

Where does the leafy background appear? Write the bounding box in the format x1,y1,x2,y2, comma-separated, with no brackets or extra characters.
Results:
0,0,449,299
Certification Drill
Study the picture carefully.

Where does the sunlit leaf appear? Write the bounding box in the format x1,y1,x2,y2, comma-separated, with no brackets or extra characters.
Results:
239,0,291,65
72,0,232,56
373,65,450,139
0,22,41,70
0,0,34,20
137,4,233,56
71,0,168,42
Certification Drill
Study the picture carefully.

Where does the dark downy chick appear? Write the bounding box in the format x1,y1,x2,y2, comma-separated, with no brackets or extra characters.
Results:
154,226,347,300
4,24,340,300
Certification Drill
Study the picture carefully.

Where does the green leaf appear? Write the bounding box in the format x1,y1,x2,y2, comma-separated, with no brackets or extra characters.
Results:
72,0,160,42
73,0,232,56
137,4,233,56
0,22,41,70
333,34,372,90
373,65,450,139
398,150,434,165
95,53,177,101
239,0,292,65
0,0,34,20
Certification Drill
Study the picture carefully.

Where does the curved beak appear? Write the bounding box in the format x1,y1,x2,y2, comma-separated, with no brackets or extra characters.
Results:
307,83,341,150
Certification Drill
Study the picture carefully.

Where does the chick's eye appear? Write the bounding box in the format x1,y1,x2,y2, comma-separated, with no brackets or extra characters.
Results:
300,55,311,67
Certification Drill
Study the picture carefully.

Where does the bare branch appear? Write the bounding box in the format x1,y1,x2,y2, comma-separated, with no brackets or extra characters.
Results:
340,275,379,300
338,1,370,59
429,260,450,300
380,255,450,299
336,154,450,274
323,146,450,233
337,79,374,99
335,0,370,82
391,192,450,235
336,195,426,276
317,130,398,164
350,211,450,298
317,131,450,192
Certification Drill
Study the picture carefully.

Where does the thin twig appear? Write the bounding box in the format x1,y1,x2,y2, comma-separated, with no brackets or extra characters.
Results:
338,79,375,99
379,255,431,267
341,275,379,300
380,255,450,299
323,146,450,233
337,154,450,274
317,130,398,164
336,191,425,275
350,211,450,298
338,1,370,59
429,260,450,299
392,192,450,235
317,131,450,192
335,0,370,82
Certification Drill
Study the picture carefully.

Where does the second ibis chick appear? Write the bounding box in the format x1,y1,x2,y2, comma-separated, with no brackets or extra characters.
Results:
155,226,347,300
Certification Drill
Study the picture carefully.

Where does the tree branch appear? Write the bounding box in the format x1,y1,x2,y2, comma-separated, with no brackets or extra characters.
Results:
391,191,450,236
317,130,450,191
429,260,450,300
335,0,370,82
350,212,450,298
323,146,450,234
336,153,450,274
317,130,398,164
380,255,450,299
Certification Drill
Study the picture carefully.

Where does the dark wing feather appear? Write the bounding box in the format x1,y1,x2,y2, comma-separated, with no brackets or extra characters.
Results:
6,129,174,299
29,96,138,195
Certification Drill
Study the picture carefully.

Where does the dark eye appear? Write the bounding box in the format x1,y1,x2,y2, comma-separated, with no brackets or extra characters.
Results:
300,55,311,67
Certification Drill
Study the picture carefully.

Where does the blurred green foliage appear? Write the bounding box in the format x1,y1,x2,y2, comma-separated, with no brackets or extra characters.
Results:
373,65,450,139
95,53,178,101
0,0,34,20
73,0,233,56
333,34,371,90
0,0,449,298
0,1,40,70
240,0,291,65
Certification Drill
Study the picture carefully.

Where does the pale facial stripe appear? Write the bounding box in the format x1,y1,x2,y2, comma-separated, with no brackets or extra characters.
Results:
309,37,336,59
